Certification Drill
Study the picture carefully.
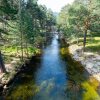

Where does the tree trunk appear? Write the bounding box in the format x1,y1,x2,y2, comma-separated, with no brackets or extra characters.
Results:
20,31,24,61
83,30,87,51
19,0,24,61
77,37,79,45
0,51,6,73
26,41,29,58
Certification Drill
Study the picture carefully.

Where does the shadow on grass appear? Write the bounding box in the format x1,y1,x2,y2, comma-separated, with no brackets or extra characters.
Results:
86,39,100,44
86,45,100,54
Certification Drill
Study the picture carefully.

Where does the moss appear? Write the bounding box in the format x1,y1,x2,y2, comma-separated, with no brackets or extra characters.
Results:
60,47,100,100
82,82,100,100
6,81,40,100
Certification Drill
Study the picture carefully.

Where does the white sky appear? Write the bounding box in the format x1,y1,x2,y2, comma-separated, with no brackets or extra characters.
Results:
38,0,74,12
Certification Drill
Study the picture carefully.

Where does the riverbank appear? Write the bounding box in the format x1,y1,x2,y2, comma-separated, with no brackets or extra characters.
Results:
68,44,100,82
0,58,31,95
0,49,42,95
1,36,100,100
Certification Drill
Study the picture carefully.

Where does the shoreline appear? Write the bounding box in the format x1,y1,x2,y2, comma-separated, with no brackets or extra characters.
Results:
0,42,100,96
0,58,31,95
68,44,100,82
0,54,41,96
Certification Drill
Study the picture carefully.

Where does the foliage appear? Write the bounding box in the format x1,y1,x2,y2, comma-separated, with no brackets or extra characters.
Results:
0,0,56,72
57,0,100,50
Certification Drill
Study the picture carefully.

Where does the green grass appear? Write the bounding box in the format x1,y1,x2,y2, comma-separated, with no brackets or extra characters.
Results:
86,37,100,54
1,46,41,64
71,35,100,54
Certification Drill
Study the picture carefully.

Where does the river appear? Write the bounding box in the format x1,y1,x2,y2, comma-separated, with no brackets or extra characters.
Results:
5,35,100,100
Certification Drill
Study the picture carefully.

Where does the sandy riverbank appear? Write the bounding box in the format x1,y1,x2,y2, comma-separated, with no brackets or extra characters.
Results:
68,44,100,82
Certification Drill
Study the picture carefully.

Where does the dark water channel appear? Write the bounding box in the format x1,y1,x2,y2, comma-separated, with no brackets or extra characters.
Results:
4,35,100,100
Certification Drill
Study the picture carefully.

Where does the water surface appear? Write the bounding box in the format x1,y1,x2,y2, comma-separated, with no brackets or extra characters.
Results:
34,35,67,100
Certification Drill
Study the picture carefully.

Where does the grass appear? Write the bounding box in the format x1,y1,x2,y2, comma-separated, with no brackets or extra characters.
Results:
86,37,100,54
71,35,100,54
1,46,41,64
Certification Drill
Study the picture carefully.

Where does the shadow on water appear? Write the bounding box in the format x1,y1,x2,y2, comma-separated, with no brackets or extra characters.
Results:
3,35,100,100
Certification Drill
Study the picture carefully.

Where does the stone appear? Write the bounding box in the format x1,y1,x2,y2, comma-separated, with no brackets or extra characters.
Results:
69,44,100,82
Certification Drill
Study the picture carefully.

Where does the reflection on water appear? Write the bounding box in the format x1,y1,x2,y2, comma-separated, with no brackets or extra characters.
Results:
5,35,100,100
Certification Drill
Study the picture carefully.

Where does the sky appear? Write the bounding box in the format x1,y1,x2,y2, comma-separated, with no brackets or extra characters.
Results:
38,0,74,12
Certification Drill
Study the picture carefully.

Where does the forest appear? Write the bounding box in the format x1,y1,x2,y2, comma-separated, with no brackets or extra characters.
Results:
0,0,100,99
0,0,56,73
57,0,100,51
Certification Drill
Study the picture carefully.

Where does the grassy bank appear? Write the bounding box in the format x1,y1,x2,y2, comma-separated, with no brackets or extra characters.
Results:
70,33,100,54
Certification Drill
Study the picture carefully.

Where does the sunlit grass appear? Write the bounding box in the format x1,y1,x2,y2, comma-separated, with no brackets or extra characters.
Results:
86,37,100,54
71,36,100,53
1,46,41,55
1,46,42,63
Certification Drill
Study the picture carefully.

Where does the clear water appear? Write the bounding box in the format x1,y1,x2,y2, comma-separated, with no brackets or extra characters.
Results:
5,35,100,100
34,35,67,100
